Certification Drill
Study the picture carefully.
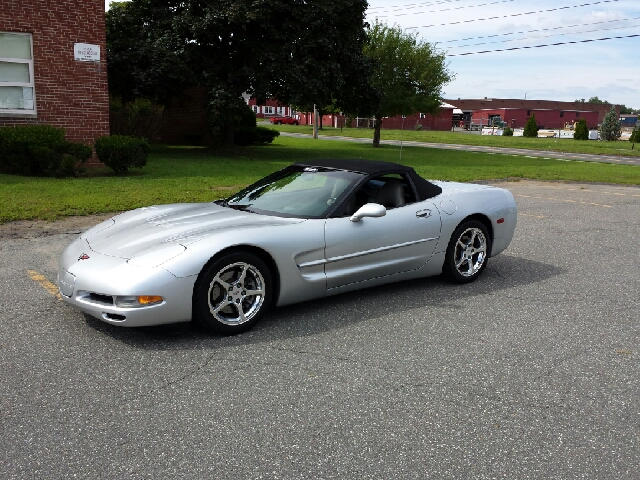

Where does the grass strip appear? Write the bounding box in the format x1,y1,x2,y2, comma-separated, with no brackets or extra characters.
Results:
1,136,638,222
272,123,640,157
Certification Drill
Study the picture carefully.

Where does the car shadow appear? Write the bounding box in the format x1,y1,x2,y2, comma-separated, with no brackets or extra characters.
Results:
82,254,563,350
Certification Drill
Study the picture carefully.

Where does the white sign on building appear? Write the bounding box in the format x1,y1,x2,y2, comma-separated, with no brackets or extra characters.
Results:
74,43,100,62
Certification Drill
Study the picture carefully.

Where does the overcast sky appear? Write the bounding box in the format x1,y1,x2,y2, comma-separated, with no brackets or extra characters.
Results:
105,0,640,108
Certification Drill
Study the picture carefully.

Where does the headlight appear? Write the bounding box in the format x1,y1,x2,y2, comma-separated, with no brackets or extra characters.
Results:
115,295,164,307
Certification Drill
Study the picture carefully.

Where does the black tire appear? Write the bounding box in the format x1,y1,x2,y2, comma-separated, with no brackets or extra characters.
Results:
293,121,299,125
276,121,282,125
193,251,272,334
442,220,491,284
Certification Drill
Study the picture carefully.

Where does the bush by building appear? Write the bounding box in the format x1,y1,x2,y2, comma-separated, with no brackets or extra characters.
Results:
0,125,92,177
523,113,539,138
502,127,513,136
94,135,150,174
234,126,280,146
574,118,589,140
109,97,165,141
599,106,622,141
228,106,280,146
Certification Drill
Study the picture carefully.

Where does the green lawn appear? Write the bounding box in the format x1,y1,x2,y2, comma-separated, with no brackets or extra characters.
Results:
1,135,639,222
272,124,640,157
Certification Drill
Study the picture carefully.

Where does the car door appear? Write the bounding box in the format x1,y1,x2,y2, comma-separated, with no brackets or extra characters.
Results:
323,200,441,290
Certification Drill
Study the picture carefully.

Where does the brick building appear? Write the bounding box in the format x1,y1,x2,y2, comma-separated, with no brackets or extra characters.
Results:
471,108,599,130
0,0,109,145
446,98,618,126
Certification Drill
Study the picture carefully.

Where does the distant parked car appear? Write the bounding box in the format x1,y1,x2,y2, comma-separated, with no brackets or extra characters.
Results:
270,116,299,125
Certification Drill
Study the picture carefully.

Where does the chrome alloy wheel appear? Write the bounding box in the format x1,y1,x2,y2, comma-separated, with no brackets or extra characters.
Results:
207,262,266,325
453,227,487,278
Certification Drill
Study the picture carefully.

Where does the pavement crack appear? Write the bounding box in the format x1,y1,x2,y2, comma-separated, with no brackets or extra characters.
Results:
156,351,218,391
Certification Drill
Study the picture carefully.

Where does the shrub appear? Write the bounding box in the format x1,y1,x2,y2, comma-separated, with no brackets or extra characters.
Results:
600,106,622,141
502,127,513,136
0,125,91,177
630,126,640,149
94,135,150,174
234,126,280,146
574,118,589,140
109,97,165,141
523,113,539,138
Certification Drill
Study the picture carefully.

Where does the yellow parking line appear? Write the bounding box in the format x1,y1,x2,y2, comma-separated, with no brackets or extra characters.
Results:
516,194,612,208
27,270,61,300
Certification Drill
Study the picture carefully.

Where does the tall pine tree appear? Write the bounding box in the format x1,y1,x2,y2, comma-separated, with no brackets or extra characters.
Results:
573,118,589,140
523,113,539,138
599,106,622,141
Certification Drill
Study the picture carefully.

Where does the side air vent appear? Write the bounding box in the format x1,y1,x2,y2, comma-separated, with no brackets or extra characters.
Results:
87,293,114,305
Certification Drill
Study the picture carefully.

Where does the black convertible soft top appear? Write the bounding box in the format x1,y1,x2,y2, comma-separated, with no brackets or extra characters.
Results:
292,159,442,200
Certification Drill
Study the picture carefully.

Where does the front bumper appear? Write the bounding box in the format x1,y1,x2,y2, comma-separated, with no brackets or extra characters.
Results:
58,237,196,327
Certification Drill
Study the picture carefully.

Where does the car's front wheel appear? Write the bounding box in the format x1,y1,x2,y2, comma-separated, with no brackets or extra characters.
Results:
442,220,491,283
293,121,299,125
194,252,272,334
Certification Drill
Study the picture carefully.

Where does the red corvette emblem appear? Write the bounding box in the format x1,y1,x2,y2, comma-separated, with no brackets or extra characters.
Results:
78,253,90,261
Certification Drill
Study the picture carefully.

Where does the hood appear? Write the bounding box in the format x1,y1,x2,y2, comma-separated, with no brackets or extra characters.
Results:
84,203,303,259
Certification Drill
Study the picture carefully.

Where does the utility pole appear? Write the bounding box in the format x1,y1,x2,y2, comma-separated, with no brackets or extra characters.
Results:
313,104,318,139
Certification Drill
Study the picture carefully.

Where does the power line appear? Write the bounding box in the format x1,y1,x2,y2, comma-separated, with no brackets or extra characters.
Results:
447,21,640,49
367,0,516,18
446,33,639,56
405,0,620,29
368,0,466,12
441,16,640,44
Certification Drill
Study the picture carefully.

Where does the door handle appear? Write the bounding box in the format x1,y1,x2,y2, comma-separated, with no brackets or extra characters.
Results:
416,209,431,218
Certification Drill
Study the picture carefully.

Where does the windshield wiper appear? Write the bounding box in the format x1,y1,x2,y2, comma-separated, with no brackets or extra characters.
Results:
225,203,252,211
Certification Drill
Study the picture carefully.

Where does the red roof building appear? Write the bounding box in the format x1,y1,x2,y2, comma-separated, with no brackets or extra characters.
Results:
471,108,599,130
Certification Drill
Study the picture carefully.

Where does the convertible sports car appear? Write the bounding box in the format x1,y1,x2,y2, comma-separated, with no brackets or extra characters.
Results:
58,159,517,334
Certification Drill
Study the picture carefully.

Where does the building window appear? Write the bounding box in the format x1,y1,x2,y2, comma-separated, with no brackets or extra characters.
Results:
526,110,531,116
576,112,580,118
0,32,35,116
264,106,274,115
251,105,259,114
560,111,564,117
277,106,284,115
419,113,426,119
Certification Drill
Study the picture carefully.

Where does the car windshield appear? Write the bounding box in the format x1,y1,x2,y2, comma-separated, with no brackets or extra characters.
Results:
225,167,364,218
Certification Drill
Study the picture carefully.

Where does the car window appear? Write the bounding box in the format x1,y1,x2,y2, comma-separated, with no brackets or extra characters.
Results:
225,168,364,218
333,173,417,217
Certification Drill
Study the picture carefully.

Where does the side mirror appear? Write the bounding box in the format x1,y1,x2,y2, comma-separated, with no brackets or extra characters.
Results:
350,203,386,222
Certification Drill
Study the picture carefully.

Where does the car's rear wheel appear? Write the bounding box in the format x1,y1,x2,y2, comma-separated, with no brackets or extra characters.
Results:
293,121,299,125
194,252,272,334
442,220,491,284
276,121,282,125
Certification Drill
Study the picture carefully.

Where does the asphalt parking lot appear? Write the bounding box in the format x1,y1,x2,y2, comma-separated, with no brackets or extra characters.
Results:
1,180,639,479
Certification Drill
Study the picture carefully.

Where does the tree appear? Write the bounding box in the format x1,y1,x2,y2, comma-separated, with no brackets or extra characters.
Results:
106,0,371,145
106,1,195,103
620,105,639,114
629,126,640,149
600,106,622,141
588,96,610,105
573,118,589,140
362,22,453,147
523,113,539,138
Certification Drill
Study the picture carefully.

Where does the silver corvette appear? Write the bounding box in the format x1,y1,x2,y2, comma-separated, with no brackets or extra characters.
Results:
58,159,517,334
